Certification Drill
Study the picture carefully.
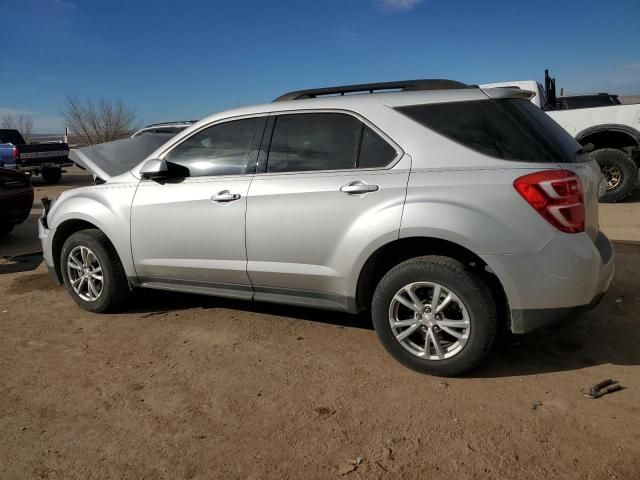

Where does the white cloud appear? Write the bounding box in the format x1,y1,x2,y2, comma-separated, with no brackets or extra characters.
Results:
377,0,424,11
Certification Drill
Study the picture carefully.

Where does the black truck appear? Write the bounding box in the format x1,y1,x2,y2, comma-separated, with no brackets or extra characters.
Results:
0,129,71,183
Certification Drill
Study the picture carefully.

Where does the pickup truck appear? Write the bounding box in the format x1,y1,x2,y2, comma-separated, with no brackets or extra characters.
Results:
481,71,640,202
0,129,71,183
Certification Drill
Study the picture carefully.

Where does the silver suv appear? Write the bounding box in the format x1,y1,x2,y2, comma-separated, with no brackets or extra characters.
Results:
40,80,614,376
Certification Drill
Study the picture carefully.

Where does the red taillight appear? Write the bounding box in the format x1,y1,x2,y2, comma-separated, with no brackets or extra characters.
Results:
12,146,18,161
514,170,584,233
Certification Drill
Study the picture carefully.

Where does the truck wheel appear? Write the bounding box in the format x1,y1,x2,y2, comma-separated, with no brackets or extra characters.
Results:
60,229,130,313
592,148,638,203
41,167,62,184
371,256,497,377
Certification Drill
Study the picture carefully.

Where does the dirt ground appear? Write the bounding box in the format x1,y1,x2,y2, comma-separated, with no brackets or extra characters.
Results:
1,168,639,479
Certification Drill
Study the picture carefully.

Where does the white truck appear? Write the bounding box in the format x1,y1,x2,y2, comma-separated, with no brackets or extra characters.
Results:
482,71,640,202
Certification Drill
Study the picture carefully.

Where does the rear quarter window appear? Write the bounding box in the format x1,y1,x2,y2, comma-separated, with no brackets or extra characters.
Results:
396,98,582,163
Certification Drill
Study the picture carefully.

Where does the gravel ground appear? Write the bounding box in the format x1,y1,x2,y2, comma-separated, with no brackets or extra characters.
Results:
1,168,639,479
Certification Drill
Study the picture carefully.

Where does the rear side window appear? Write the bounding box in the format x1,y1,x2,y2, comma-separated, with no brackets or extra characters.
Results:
397,99,582,163
266,113,397,173
165,118,259,177
359,127,397,168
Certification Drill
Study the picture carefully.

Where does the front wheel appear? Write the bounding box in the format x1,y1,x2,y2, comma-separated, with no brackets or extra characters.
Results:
60,229,130,312
592,148,638,203
372,256,497,377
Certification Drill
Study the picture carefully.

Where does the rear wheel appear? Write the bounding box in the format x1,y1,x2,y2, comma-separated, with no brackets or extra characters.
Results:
592,148,638,203
371,256,497,377
60,229,130,312
41,167,62,184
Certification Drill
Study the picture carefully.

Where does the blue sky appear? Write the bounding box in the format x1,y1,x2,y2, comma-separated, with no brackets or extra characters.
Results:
2,0,639,133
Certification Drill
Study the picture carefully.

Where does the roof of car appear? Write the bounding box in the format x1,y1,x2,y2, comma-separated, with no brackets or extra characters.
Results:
192,84,507,128
273,79,472,102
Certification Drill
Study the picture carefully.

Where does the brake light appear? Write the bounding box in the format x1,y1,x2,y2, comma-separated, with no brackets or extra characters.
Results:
514,170,584,233
12,145,18,161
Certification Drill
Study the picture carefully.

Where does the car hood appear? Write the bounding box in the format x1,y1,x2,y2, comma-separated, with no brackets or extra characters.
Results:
69,134,174,180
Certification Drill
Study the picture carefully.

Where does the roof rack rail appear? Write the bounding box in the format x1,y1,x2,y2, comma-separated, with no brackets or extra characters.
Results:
143,120,197,128
274,79,471,102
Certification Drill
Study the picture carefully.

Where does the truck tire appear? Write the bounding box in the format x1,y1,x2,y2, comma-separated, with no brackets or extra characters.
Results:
592,148,638,203
41,167,62,184
371,255,497,377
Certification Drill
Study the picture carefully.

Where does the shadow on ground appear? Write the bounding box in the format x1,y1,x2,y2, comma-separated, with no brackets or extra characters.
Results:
0,253,43,274
128,288,373,330
124,270,639,378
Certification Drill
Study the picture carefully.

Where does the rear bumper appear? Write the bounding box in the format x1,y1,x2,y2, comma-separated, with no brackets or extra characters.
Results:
482,230,615,334
510,291,606,334
17,161,73,172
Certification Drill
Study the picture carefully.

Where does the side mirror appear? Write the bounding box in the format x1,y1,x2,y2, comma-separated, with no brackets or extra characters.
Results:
140,158,169,179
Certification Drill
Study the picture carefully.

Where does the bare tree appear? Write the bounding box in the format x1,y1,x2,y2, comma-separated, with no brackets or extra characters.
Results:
62,97,137,145
1,112,35,141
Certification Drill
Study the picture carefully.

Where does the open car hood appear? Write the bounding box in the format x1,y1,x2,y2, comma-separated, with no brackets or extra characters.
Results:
69,134,174,180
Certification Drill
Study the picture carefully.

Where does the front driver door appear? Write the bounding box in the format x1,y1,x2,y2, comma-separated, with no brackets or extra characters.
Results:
131,116,266,300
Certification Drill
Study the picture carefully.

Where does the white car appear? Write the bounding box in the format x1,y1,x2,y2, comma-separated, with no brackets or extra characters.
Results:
482,71,640,202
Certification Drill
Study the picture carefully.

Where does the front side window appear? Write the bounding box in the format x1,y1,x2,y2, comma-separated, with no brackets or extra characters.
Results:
266,113,397,173
165,118,259,177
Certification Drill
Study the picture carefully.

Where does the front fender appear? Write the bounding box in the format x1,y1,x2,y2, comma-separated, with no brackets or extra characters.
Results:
48,184,138,278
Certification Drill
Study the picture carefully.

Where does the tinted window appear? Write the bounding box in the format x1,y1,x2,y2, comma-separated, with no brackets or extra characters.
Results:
266,113,396,173
267,113,361,173
165,118,258,177
397,99,581,163
359,126,397,168
561,96,617,109
0,130,26,145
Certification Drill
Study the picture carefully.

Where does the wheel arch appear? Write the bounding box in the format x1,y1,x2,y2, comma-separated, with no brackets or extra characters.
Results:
355,236,510,332
576,124,640,156
51,219,120,283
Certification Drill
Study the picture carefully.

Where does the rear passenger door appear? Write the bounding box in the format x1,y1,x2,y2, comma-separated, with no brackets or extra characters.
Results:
245,111,410,309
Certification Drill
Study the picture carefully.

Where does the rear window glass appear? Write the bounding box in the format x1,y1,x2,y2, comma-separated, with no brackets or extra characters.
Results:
559,96,618,109
397,99,582,163
0,130,26,145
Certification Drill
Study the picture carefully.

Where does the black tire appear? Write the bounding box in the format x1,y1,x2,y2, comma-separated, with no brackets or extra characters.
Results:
0,224,14,236
41,167,62,184
60,229,130,313
371,256,497,377
592,148,638,203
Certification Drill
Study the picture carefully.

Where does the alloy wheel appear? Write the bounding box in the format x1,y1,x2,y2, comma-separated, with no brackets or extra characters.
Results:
67,246,104,302
388,282,471,360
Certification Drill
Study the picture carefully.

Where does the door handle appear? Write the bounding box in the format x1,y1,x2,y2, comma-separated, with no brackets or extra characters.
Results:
211,190,241,202
340,181,379,195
